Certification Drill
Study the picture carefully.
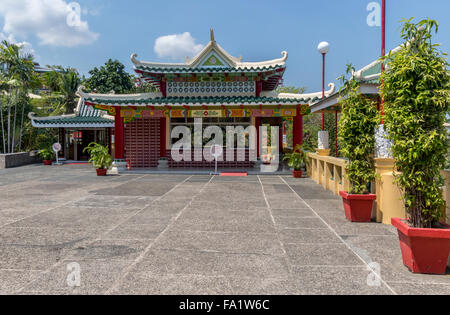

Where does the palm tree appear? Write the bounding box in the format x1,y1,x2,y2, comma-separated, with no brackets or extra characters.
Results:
0,40,35,153
59,69,80,114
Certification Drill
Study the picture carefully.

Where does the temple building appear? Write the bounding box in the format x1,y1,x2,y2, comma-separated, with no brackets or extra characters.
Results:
31,30,335,170
29,99,114,161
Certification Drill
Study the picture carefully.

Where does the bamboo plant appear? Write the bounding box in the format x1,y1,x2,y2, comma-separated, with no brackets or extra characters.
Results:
337,65,378,195
381,18,450,228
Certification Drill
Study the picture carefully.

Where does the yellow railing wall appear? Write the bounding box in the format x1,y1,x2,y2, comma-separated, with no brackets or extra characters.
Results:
307,154,449,226
307,153,350,195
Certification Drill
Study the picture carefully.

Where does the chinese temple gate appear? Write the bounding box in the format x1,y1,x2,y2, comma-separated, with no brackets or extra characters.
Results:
75,30,335,170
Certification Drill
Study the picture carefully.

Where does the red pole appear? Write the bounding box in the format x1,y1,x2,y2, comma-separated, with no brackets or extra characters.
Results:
160,117,166,158
380,0,386,124
322,53,326,130
114,109,125,160
335,110,338,156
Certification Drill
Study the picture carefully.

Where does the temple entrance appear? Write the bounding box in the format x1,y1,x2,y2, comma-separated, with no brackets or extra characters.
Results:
62,129,110,161
260,117,285,154
124,118,161,168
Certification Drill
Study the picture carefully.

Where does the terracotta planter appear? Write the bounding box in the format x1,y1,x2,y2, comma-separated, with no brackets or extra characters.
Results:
339,191,376,222
96,168,107,176
43,160,52,166
392,218,450,274
293,170,303,178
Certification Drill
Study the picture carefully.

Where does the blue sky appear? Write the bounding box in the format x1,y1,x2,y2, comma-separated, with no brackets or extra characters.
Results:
0,0,449,93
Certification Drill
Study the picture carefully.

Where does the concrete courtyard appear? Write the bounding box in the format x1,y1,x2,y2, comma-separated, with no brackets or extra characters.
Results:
0,164,449,295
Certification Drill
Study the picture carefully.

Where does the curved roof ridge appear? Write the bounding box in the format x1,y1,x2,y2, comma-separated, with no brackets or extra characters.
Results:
131,30,288,70
76,86,163,100
261,83,336,101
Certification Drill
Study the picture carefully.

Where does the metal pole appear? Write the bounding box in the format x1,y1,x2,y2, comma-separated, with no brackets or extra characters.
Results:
322,53,326,130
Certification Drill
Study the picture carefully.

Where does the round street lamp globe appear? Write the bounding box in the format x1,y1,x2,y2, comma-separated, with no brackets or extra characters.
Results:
317,41,330,55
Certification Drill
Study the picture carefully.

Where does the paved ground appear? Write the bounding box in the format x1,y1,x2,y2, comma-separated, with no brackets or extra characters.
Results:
0,164,449,295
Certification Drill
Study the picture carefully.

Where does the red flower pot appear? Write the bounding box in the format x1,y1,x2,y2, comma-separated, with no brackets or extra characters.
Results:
392,218,450,275
96,168,107,176
43,160,52,166
339,191,376,222
293,170,303,178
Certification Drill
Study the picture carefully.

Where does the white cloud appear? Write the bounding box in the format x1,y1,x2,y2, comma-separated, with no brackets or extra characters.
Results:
154,32,204,60
0,32,36,57
0,0,99,47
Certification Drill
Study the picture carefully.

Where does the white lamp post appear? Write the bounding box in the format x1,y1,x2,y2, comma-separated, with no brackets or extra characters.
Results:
317,41,331,155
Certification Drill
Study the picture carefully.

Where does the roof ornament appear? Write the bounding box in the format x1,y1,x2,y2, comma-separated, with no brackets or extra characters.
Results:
76,85,87,98
210,28,215,43
131,53,140,65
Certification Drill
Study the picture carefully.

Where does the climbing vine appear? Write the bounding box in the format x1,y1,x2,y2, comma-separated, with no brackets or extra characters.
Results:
338,65,378,194
381,18,450,228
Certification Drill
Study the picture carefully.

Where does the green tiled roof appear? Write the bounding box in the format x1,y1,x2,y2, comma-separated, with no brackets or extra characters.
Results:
78,100,103,117
361,62,382,78
85,95,318,105
136,65,284,74
36,116,114,125
31,99,114,127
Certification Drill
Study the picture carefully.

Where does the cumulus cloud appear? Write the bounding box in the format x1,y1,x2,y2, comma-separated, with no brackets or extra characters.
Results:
154,32,204,60
0,0,99,47
0,32,36,57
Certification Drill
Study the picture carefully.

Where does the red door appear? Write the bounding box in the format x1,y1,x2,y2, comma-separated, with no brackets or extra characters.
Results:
125,118,160,168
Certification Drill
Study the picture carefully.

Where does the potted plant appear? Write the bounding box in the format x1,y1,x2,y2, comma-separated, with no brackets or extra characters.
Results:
381,19,450,274
283,145,305,178
83,142,113,176
39,148,54,166
337,65,378,222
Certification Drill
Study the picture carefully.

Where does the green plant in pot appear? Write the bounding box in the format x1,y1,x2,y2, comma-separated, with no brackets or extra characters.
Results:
381,18,450,274
39,148,54,166
337,64,378,222
283,144,305,178
83,142,113,176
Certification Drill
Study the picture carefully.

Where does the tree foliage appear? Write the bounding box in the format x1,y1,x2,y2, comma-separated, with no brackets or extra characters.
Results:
0,40,37,154
59,69,80,114
85,59,134,94
381,18,450,228
338,64,378,194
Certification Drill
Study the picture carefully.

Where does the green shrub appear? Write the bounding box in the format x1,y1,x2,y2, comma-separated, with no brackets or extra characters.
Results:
381,18,450,228
39,148,54,160
283,144,305,171
83,142,113,170
338,65,378,194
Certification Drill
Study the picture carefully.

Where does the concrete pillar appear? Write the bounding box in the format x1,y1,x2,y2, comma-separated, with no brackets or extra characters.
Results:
374,158,406,225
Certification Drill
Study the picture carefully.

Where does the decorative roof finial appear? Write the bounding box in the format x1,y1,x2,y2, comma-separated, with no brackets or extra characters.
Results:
210,28,215,42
